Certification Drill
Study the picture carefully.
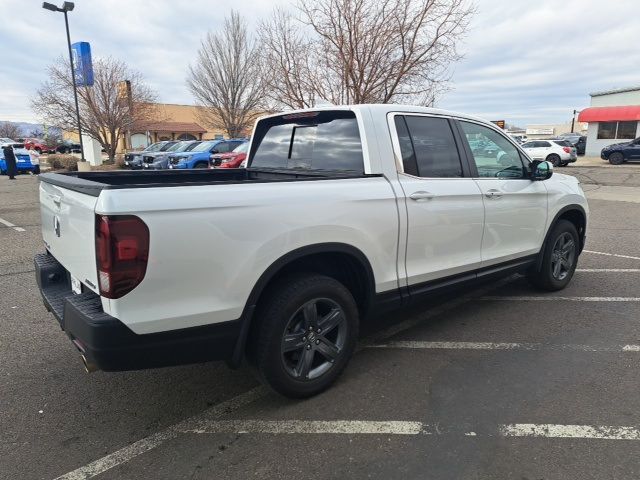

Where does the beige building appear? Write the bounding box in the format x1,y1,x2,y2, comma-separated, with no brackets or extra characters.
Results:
64,103,239,153
126,103,229,150
525,121,587,140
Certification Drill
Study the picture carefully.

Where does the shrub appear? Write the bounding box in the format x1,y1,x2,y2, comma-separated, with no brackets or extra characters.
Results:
48,154,78,171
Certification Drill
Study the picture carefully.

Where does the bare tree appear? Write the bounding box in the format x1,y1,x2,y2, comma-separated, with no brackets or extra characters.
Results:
0,122,21,139
261,0,473,107
258,8,318,109
32,57,159,161
188,11,266,138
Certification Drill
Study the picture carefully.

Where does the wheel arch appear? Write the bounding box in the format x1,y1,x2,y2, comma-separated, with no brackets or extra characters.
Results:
229,243,376,367
535,205,587,271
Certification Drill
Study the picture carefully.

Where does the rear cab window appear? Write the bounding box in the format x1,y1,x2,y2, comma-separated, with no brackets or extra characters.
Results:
248,111,364,174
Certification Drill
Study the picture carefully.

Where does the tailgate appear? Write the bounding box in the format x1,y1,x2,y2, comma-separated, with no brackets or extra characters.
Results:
40,181,99,293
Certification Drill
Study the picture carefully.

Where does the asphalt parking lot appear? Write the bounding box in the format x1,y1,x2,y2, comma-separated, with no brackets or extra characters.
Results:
1,164,640,480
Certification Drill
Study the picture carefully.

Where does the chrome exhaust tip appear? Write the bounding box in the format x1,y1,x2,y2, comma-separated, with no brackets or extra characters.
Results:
81,354,98,373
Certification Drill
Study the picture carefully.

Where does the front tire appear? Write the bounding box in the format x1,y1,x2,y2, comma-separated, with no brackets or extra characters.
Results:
609,152,624,165
250,273,359,398
528,219,579,291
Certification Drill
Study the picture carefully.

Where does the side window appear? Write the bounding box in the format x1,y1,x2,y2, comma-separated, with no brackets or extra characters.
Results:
460,121,527,179
393,116,419,176
400,115,463,178
214,142,230,153
539,141,551,148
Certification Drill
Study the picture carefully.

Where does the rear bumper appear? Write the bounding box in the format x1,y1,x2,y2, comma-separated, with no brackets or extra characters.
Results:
35,252,241,371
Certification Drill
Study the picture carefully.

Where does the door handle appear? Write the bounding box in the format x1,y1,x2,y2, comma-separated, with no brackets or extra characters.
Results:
409,191,435,201
484,189,503,199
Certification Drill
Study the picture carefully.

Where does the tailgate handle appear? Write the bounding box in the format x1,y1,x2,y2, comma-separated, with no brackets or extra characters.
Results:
49,194,62,205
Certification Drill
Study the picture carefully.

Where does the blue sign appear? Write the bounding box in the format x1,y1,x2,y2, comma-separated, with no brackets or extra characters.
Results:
71,42,94,87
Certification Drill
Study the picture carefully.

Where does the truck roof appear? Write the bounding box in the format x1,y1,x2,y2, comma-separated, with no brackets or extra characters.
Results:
256,104,492,127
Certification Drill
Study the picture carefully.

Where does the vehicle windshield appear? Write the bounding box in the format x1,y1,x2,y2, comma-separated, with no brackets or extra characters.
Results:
191,141,215,152
233,142,249,154
143,142,164,152
166,142,187,152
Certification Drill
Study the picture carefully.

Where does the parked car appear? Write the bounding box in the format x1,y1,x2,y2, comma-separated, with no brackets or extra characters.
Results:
209,141,249,168
23,138,55,154
600,137,640,165
0,137,23,148
168,139,245,169
0,145,40,174
35,105,588,398
56,141,82,154
575,136,587,155
558,132,583,144
124,141,178,169
521,139,577,166
143,141,202,170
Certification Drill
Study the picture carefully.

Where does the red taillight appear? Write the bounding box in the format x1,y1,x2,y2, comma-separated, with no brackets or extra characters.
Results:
563,147,571,153
95,215,149,299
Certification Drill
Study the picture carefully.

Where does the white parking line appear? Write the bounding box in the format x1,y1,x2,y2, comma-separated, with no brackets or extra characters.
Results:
182,418,640,441
577,269,640,272
481,296,640,302
500,424,640,441
0,217,25,232
370,341,640,352
182,419,425,435
584,250,640,261
54,387,267,480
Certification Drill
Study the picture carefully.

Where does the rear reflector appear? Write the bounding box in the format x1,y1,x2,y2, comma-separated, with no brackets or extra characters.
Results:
95,215,149,299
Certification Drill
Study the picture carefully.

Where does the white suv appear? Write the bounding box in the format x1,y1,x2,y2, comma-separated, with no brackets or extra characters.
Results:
521,139,577,167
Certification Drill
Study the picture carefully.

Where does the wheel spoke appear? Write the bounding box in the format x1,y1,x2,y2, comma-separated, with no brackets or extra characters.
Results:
318,308,343,334
552,260,562,278
296,348,315,378
282,332,306,353
316,337,339,361
302,302,318,329
562,239,575,255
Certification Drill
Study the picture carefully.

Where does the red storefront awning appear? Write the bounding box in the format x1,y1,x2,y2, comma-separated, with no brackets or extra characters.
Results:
578,106,640,122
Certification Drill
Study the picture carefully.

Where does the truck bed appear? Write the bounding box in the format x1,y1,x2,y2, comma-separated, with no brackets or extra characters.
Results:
39,168,373,197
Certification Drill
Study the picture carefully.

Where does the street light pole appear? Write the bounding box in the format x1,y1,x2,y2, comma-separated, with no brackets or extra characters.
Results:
43,2,85,161
571,109,580,133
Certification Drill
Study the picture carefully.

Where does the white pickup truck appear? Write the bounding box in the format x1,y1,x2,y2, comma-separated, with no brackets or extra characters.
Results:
35,105,588,397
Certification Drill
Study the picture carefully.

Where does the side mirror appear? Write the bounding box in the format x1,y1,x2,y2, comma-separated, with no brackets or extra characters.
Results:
530,160,553,181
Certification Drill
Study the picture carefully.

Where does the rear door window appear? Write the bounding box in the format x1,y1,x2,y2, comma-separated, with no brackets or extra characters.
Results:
396,115,463,178
250,111,364,173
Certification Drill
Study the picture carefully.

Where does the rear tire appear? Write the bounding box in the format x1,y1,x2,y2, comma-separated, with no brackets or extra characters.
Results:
194,162,208,169
528,219,579,291
609,152,624,165
250,273,359,398
547,154,561,167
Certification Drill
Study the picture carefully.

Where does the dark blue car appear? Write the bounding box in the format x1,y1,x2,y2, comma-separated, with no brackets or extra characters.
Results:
601,137,640,164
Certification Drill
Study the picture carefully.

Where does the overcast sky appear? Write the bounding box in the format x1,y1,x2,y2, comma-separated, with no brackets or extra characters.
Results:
1,0,638,127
